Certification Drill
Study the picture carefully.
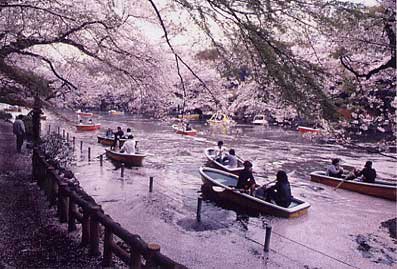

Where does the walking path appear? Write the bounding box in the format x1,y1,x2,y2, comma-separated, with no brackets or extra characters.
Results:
0,121,99,268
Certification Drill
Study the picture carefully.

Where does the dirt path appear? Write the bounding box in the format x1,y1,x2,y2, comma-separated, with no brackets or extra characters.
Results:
0,121,99,268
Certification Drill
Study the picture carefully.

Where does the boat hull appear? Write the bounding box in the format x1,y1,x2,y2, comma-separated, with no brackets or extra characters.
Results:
310,171,396,201
200,167,310,218
76,124,101,131
297,126,321,134
77,112,93,117
109,111,124,115
97,136,126,147
204,148,244,175
177,114,200,120
172,125,197,136
105,149,146,166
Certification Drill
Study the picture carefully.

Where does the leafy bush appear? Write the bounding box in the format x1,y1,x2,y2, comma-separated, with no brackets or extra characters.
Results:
39,133,74,169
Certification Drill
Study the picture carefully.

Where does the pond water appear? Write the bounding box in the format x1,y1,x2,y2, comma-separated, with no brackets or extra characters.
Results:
42,112,396,269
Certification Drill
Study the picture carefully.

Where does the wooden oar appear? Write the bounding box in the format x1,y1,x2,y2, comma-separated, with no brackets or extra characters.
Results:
334,179,346,190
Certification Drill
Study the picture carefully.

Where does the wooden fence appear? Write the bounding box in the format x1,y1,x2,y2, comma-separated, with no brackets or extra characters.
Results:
32,148,187,269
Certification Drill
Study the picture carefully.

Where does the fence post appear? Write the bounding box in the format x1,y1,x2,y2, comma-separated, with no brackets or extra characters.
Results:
73,137,75,148
81,207,91,246
58,182,68,223
130,251,142,269
145,243,161,269
100,155,103,166
88,147,91,162
149,176,153,192
48,124,51,135
264,225,272,252
121,163,125,177
80,141,83,152
66,132,69,142
103,226,113,267
68,193,77,232
89,206,101,256
46,166,56,205
62,129,65,139
57,126,60,135
196,196,202,222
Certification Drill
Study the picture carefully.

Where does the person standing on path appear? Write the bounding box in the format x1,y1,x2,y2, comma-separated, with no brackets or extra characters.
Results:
13,115,25,153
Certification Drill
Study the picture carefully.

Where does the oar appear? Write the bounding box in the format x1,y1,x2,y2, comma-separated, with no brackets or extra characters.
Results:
334,179,346,190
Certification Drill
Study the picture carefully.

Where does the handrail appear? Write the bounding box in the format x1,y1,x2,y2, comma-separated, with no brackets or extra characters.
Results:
32,147,187,269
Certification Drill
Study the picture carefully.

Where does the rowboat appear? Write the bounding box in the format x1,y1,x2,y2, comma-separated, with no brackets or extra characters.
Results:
4,105,21,112
310,171,397,201
204,147,244,175
207,112,236,126
97,135,126,146
252,114,268,125
172,124,197,136
105,149,146,166
76,110,93,117
76,124,101,131
297,126,322,134
199,167,310,218
109,110,124,115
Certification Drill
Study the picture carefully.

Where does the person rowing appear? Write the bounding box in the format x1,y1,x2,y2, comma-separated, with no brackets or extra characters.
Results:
345,161,376,183
255,171,292,207
326,158,344,178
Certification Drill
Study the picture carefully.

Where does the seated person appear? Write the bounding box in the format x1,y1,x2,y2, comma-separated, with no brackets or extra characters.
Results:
236,161,256,194
120,135,137,154
105,128,113,138
88,119,93,125
346,161,376,183
264,171,293,207
214,140,226,162
78,119,83,125
124,128,133,138
185,123,192,131
223,149,238,168
326,158,344,178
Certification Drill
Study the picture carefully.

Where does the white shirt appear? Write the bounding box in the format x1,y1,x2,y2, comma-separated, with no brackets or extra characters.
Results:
120,139,136,154
215,146,225,159
326,164,343,176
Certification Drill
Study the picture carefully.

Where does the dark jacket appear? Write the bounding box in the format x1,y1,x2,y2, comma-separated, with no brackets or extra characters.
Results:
113,130,124,139
356,167,376,183
236,170,256,189
268,179,292,207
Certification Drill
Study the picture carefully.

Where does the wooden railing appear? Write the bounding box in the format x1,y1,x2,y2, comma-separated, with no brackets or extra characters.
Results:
32,148,186,269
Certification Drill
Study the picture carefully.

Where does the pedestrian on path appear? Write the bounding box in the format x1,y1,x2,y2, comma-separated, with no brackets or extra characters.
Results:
13,115,25,153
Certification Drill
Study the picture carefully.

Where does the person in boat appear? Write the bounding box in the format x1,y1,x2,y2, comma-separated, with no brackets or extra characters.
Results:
120,135,137,154
124,128,133,138
345,161,376,183
88,118,93,125
326,158,344,178
262,171,293,207
78,119,83,125
223,149,238,168
215,140,226,162
185,122,192,131
105,128,113,138
236,161,256,194
112,127,124,149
